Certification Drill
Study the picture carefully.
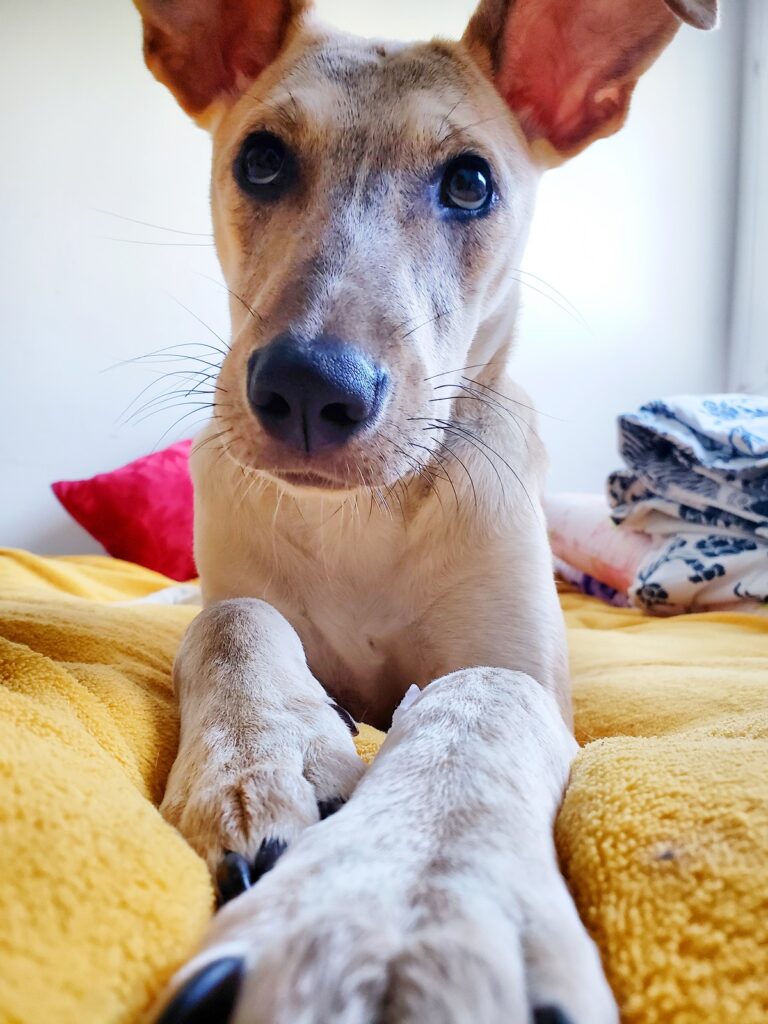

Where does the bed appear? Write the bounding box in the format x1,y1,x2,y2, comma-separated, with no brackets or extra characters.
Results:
1,548,765,1023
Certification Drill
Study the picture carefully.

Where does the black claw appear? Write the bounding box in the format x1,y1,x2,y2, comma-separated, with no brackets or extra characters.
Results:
331,700,359,736
216,851,252,905
251,837,287,883
156,957,244,1024
318,797,346,820
533,1008,575,1024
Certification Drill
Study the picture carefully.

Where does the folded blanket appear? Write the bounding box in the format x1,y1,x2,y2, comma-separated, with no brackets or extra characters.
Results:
609,395,768,536
546,492,653,597
602,396,768,612
553,556,630,607
546,492,768,615
1,549,767,1023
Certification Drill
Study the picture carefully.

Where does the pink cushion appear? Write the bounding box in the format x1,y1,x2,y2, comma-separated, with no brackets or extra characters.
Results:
52,441,196,581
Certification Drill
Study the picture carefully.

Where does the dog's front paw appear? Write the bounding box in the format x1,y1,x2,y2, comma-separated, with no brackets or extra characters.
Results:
160,697,364,902
154,669,617,1023
152,810,617,1024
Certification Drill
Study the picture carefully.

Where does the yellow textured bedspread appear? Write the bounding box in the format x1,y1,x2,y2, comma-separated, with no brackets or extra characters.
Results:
0,549,766,1023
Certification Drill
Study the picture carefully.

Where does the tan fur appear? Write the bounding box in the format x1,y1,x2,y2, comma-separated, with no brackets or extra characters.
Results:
207,27,539,496
131,0,717,1019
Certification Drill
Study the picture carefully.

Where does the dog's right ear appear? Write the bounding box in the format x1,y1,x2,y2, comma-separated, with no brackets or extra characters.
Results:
133,0,311,124
462,0,719,163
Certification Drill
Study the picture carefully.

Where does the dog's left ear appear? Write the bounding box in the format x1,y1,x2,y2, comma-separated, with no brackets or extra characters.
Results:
134,0,311,124
462,0,719,163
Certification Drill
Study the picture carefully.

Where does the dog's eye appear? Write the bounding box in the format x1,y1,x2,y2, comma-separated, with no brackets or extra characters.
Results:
440,156,493,213
235,131,290,197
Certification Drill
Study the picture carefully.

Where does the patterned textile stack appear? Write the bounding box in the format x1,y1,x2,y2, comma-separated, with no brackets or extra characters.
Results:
548,395,768,614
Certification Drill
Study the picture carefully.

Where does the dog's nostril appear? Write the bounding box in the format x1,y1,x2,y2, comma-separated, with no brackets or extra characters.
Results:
253,392,291,420
320,402,363,427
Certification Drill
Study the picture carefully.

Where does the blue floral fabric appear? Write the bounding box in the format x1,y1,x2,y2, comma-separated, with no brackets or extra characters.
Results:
607,395,768,613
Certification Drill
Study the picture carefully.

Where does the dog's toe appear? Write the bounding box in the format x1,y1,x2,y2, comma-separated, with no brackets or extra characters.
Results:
216,852,252,905
533,1008,575,1024
251,836,287,883
155,957,244,1024
317,796,346,819
330,700,358,736
216,838,289,906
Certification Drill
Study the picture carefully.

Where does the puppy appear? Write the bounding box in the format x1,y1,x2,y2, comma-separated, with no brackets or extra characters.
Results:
132,1,718,1020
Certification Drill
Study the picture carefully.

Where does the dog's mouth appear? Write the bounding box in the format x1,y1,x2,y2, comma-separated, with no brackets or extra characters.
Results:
270,468,350,492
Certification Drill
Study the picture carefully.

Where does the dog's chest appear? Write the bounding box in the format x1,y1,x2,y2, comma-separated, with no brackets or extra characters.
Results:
280,581,425,727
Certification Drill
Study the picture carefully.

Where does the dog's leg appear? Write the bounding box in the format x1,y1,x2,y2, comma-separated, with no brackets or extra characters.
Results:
153,668,616,1024
160,598,364,895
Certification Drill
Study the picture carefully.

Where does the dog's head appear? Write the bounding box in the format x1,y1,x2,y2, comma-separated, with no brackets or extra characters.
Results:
135,0,716,493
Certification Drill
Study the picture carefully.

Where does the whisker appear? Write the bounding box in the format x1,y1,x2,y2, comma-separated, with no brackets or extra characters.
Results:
439,419,537,516
438,95,467,140
292,492,309,527
509,272,588,330
168,296,231,352
321,499,348,526
372,485,393,519
439,113,508,146
380,432,438,505
511,267,588,327
99,236,216,248
461,377,563,422
122,354,223,374
432,436,478,509
105,343,226,371
131,398,222,428
395,442,446,516
385,477,407,524
152,407,217,449
191,428,234,457
124,390,222,426
428,420,506,504
236,463,264,512
408,440,461,512
424,360,505,382
431,383,532,450
118,368,221,422
213,436,237,468
92,208,213,237
400,307,455,341
193,272,265,325
416,416,537,517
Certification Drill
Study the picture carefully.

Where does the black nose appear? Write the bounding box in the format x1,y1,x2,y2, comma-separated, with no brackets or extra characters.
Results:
247,334,389,453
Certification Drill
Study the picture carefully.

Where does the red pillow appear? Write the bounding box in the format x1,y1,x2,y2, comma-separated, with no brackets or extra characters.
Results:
52,440,196,581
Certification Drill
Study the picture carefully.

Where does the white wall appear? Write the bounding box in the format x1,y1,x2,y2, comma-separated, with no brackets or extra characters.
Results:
0,0,744,554
730,0,768,393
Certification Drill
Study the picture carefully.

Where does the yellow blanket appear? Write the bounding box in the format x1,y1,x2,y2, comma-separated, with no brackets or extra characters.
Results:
0,550,765,1024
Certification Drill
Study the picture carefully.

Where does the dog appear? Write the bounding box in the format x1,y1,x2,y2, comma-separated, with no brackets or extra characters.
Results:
133,1,718,1020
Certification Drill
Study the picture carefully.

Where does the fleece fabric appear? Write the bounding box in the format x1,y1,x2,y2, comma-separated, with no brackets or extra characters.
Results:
0,550,765,1023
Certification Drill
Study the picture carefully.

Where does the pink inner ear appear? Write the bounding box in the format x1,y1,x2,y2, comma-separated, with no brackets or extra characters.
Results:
139,0,303,119
227,0,295,87
495,0,677,155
